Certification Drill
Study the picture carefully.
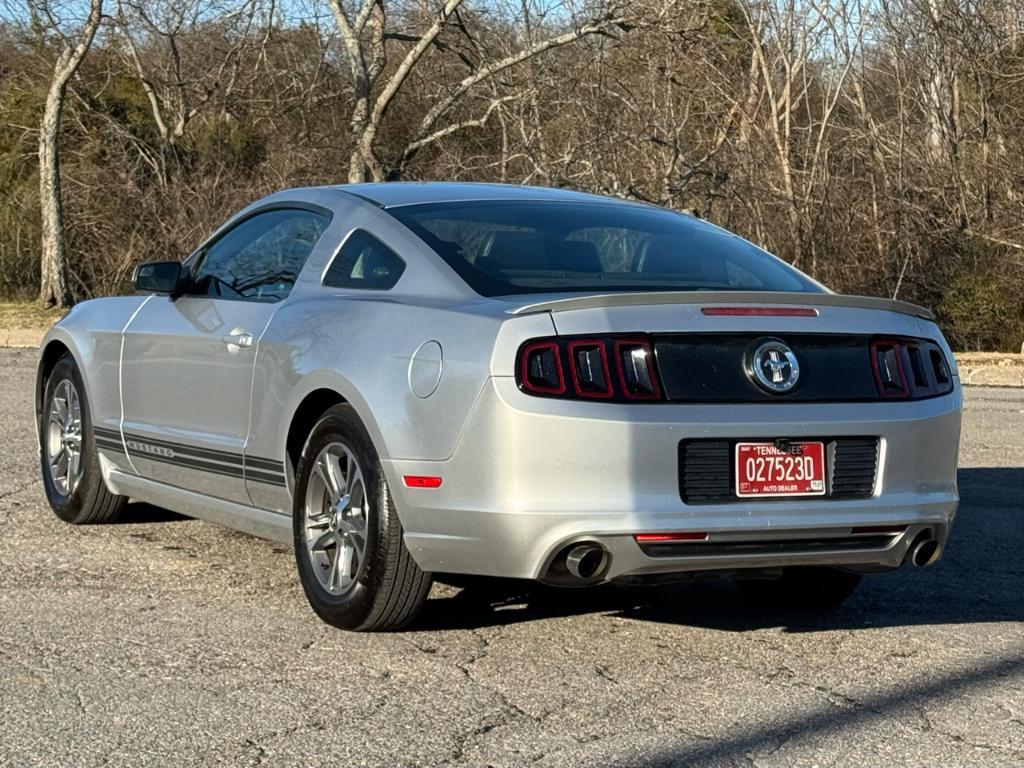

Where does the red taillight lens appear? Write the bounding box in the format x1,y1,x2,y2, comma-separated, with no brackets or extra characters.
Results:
634,532,708,543
614,339,661,400
870,339,909,398
519,340,565,395
568,340,613,398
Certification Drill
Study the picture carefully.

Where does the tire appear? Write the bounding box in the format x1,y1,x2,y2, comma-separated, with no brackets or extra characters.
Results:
40,354,127,525
736,567,862,613
292,404,431,631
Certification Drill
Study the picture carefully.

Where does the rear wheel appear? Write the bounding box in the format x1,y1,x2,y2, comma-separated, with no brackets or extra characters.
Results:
40,354,126,524
292,405,431,631
736,567,862,613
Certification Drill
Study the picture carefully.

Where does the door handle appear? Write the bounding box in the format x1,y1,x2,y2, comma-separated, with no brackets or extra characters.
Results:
222,329,253,349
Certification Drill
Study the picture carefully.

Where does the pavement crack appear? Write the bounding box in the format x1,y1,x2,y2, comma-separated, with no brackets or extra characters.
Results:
595,663,618,683
0,479,37,502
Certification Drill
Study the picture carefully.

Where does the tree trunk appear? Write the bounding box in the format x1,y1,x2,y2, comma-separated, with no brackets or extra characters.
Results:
38,84,72,307
37,0,104,308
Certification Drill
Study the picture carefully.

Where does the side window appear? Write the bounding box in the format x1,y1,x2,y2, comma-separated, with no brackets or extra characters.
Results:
323,230,405,290
190,208,329,301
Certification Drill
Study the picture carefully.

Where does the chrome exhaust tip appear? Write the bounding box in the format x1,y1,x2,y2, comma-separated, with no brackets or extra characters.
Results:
565,544,608,580
907,534,943,567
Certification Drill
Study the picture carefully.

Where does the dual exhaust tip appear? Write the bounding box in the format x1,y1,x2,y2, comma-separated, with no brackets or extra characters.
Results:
558,531,941,582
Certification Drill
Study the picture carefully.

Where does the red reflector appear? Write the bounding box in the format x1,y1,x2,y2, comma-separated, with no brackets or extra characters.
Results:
701,307,819,317
634,532,708,543
404,475,443,488
851,525,907,534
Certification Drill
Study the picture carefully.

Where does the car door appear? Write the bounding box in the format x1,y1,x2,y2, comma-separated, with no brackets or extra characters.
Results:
120,206,330,503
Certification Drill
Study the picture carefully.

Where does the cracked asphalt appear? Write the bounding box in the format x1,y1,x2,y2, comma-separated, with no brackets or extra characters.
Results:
1,346,1023,767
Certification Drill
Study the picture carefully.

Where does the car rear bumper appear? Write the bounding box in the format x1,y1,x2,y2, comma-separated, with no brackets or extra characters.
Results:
386,377,962,581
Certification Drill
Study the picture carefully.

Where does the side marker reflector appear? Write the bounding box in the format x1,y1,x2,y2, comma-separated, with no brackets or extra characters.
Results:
404,475,443,488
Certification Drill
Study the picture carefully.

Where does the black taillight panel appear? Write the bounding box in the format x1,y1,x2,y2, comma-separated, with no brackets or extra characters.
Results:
516,335,665,402
516,334,953,403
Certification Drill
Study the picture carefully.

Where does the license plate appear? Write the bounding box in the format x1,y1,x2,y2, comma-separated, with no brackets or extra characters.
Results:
735,441,826,498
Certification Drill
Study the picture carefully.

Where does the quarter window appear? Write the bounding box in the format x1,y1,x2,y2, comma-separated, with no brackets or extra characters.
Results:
190,208,329,302
323,230,405,290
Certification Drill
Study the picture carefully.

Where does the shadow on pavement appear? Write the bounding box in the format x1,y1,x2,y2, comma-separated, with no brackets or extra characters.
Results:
621,647,1024,767
115,501,188,524
414,467,1024,632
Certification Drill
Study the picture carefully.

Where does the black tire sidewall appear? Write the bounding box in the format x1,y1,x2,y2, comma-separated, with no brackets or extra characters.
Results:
40,355,107,523
292,405,392,629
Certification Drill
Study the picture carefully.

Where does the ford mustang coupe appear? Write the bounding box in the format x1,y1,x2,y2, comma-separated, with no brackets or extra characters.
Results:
36,183,962,631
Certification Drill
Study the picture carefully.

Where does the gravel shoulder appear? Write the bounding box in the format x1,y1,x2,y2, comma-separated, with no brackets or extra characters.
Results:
1,349,1022,767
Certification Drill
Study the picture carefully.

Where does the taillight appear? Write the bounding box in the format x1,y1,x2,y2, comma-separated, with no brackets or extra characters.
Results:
614,338,661,400
870,338,953,399
516,335,664,401
929,348,951,385
870,339,910,398
567,340,613,398
519,340,565,395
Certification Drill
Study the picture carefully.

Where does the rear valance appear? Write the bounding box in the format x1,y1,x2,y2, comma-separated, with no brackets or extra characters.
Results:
506,291,935,321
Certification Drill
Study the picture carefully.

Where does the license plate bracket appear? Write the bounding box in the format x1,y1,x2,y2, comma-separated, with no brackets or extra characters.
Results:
735,441,827,498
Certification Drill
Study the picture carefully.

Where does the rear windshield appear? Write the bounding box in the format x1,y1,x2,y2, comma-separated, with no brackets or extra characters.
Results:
388,200,820,297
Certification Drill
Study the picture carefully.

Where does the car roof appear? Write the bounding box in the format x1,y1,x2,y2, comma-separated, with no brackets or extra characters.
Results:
326,181,646,209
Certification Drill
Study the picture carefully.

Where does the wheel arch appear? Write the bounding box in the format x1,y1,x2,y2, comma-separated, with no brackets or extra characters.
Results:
285,388,349,473
36,337,79,438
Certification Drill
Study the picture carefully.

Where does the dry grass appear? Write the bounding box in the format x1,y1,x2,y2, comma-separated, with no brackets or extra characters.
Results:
0,302,67,331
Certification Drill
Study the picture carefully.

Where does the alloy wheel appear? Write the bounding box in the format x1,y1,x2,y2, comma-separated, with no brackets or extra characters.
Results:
46,378,83,496
303,442,368,596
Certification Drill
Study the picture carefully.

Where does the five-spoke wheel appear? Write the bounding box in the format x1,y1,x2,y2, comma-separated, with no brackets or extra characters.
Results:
303,443,368,596
45,378,84,496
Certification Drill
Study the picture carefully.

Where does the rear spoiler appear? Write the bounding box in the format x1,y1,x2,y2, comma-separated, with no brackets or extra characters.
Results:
506,291,935,321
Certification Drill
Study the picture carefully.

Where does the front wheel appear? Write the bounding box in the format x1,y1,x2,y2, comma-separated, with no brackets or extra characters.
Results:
736,567,862,613
292,405,431,631
40,353,126,524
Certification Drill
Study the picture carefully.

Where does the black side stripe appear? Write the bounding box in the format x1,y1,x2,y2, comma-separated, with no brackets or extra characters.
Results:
130,450,287,487
247,470,288,487
94,427,287,487
128,434,246,467
246,456,284,472
135,450,245,479
94,437,126,455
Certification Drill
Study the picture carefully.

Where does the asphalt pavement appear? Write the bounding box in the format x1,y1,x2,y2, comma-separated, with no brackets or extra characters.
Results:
1,347,1022,767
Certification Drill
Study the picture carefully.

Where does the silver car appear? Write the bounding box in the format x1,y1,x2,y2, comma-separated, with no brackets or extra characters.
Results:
36,183,962,631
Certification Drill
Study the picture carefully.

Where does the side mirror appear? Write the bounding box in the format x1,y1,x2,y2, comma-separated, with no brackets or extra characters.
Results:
133,261,186,295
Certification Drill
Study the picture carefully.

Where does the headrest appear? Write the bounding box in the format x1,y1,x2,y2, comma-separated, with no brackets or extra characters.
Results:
555,241,601,272
485,231,549,270
640,235,706,277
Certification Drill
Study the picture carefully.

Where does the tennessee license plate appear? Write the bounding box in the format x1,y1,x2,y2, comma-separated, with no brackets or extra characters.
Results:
735,442,827,498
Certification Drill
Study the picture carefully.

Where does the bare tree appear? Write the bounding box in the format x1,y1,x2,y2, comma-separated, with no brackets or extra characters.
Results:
741,0,862,274
114,0,262,150
29,0,104,306
326,0,623,182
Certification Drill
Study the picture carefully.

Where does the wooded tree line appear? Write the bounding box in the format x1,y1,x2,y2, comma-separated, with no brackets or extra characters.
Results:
1,0,1022,349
